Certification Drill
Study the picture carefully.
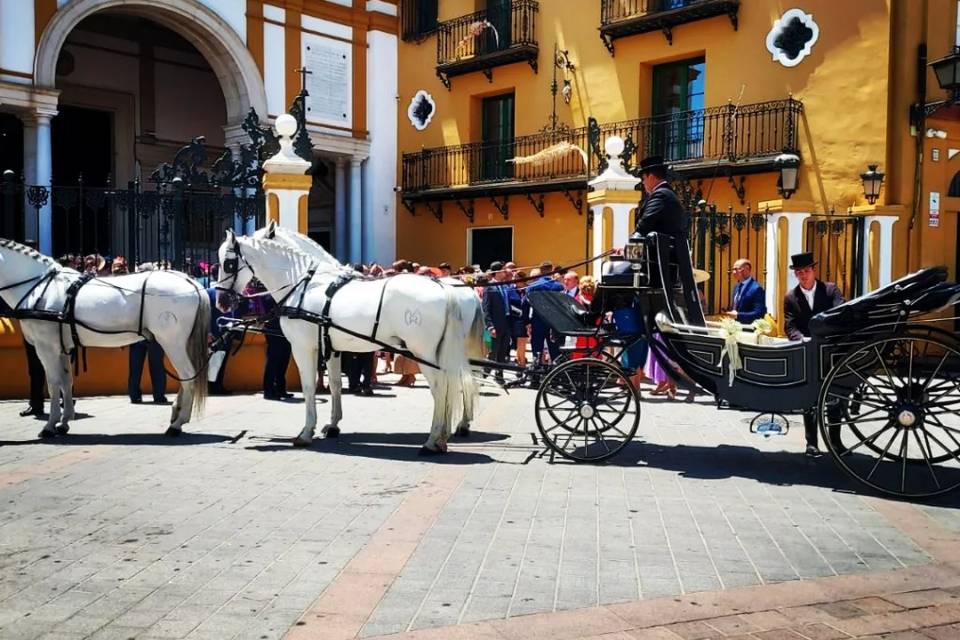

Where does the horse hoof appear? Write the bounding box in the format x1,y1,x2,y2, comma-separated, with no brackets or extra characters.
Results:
55,424,69,435
39,429,56,439
324,426,340,439
164,427,182,437
418,446,443,456
292,437,312,448
454,426,470,438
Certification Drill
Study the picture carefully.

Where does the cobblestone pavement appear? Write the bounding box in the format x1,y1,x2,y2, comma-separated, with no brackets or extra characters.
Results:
0,374,958,640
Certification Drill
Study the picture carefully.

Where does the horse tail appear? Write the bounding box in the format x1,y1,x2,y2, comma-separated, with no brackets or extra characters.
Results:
437,286,467,428
189,289,210,415
466,296,486,360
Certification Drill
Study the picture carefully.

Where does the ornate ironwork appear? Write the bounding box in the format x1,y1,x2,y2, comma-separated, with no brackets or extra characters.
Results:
151,137,209,185
562,189,583,215
424,201,443,222
454,199,475,222
600,0,739,53
490,195,509,219
525,193,545,216
587,116,605,173
727,174,746,204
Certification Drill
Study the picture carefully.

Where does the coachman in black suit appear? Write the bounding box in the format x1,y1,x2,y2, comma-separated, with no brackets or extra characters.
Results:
783,252,845,456
634,155,703,325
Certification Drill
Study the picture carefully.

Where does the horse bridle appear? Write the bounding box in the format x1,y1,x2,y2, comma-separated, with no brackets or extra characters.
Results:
213,235,254,295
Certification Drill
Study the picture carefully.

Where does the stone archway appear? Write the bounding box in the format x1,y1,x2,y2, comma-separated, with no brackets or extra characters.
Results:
34,0,267,128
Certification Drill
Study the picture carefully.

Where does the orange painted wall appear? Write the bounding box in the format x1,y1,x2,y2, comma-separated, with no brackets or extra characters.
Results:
396,0,960,282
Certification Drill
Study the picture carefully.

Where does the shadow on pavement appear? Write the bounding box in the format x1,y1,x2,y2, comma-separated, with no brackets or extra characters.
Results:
548,440,960,508
0,432,239,447
245,430,507,464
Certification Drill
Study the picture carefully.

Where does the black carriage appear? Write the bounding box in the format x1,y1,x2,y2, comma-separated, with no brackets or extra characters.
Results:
527,232,960,500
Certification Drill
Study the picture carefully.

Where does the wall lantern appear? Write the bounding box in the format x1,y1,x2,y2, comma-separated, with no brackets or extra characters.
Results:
860,165,885,205
775,153,800,199
931,47,960,101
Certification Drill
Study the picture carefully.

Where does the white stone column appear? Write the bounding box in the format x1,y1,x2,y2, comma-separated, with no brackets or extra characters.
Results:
611,204,632,249
764,211,810,315
591,205,606,275
262,114,312,233
21,115,38,245
32,112,55,255
349,157,363,264
334,158,347,262
862,215,899,291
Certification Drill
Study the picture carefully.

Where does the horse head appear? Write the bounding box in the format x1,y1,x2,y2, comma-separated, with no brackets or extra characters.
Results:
214,229,253,312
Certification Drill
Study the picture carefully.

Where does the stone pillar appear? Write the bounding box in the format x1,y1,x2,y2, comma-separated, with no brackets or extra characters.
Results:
586,136,642,276
262,114,312,233
22,111,56,254
590,204,605,276
764,211,810,318
349,157,363,264
862,215,898,291
334,158,347,262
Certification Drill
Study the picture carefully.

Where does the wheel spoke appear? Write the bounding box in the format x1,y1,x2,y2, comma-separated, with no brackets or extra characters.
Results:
594,411,630,439
912,429,941,489
840,424,894,457
843,363,897,402
900,428,909,493
927,414,960,453
923,352,951,392
867,428,901,480
833,405,887,424
918,423,960,466
828,391,888,411
874,346,900,390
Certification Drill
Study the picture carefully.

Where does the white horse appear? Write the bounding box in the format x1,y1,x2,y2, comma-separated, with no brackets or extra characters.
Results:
0,238,209,438
252,221,484,435
214,231,479,452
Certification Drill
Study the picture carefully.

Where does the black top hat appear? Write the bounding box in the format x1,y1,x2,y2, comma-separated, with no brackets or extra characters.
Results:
789,252,817,270
637,155,668,174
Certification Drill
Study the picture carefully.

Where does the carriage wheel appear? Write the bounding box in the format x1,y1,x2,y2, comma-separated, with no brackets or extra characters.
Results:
818,334,960,499
535,358,640,462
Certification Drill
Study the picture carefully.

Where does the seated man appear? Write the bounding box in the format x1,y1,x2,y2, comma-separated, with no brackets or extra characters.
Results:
783,252,844,456
725,258,766,323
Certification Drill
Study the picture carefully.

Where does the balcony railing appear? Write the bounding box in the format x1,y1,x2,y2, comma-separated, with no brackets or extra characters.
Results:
401,98,801,201
435,0,539,88
599,0,739,51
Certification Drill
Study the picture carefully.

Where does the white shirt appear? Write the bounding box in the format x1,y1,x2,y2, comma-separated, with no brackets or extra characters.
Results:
800,283,816,309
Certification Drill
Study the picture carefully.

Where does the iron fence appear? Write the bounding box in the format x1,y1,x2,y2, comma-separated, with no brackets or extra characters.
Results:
601,0,718,25
596,98,801,167
402,98,801,195
685,202,769,316
0,174,264,274
805,215,864,300
436,0,538,67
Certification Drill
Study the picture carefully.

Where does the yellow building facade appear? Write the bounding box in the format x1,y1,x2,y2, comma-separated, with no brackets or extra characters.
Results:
395,0,960,306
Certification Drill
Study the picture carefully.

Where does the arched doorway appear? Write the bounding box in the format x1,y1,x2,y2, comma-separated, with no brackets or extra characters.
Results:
31,0,268,260
35,0,266,129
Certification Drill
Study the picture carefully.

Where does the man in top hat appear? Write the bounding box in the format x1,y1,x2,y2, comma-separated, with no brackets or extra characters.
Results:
783,252,845,456
635,155,687,240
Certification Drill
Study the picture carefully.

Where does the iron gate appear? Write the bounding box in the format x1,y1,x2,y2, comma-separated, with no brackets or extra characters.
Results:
0,108,277,274
804,215,864,300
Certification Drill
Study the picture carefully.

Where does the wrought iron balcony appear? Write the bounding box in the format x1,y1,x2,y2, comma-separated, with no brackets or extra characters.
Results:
400,98,801,211
599,0,739,52
436,0,539,89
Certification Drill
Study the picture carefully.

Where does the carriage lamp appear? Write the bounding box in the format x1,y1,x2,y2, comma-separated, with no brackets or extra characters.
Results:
931,47,960,103
775,153,800,199
860,165,885,205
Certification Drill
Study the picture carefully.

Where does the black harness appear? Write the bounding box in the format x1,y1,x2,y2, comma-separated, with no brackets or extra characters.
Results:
215,236,441,371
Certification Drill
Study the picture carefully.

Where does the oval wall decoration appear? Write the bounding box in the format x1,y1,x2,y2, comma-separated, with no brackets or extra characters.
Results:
766,9,820,68
408,90,436,131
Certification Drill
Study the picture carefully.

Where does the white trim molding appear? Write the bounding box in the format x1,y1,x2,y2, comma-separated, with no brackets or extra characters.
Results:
766,9,820,68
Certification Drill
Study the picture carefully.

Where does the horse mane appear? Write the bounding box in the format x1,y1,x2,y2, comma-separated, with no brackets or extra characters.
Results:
0,238,58,268
245,235,331,275
273,226,341,266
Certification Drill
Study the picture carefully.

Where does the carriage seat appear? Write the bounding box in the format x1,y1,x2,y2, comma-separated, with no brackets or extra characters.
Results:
525,290,600,337
655,313,794,347
809,267,960,337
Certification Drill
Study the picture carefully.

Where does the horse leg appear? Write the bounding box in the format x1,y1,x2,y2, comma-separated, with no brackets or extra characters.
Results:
163,347,196,436
290,343,318,447
57,357,75,435
322,354,343,438
418,368,448,455
455,369,476,438
35,349,64,438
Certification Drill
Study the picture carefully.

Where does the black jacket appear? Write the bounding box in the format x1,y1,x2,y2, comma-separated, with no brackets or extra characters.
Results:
783,281,845,340
482,283,513,333
635,183,688,239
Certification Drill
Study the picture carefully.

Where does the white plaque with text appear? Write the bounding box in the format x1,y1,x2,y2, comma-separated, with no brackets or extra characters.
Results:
301,33,352,130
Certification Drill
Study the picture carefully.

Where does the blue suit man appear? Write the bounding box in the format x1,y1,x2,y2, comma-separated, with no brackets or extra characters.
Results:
725,258,766,323
521,262,565,363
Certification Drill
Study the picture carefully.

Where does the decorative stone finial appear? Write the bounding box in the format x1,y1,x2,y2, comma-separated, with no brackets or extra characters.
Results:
589,135,639,191
263,113,311,175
